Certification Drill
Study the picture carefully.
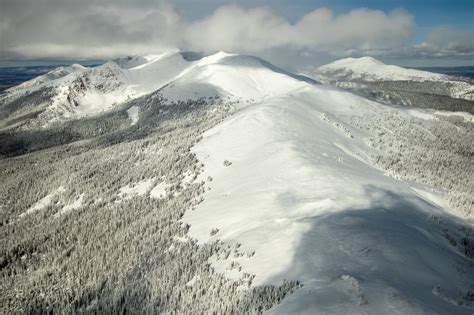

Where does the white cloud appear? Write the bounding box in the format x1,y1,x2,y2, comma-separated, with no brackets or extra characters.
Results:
185,5,291,52
0,0,470,63
184,6,414,55
0,0,180,59
415,26,474,57
294,8,414,52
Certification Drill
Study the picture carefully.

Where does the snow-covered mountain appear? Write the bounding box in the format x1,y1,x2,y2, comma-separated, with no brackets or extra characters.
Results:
307,57,474,102
1,50,315,127
1,51,473,314
314,56,447,82
2,50,191,122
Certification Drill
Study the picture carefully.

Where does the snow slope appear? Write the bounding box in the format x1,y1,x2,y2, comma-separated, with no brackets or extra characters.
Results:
183,85,474,314
314,57,447,82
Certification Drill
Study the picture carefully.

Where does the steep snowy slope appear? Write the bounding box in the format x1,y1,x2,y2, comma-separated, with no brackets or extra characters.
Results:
315,57,447,82
183,85,474,314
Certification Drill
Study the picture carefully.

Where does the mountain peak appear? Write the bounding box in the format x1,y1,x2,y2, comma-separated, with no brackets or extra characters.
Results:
328,56,385,68
316,56,446,82
356,56,384,64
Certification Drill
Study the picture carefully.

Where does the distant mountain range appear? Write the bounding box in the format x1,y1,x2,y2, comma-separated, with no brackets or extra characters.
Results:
1,59,473,92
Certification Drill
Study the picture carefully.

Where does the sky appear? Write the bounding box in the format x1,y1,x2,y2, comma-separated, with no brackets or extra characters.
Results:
0,0,473,69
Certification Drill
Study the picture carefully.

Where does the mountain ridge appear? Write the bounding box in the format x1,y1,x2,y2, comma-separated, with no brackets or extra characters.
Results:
1,50,318,127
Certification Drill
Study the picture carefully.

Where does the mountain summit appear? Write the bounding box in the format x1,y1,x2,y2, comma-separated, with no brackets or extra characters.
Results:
314,56,447,81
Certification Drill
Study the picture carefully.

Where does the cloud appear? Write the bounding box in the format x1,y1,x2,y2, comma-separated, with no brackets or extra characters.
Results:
184,6,414,55
414,26,474,58
0,0,181,59
184,5,291,52
0,0,470,63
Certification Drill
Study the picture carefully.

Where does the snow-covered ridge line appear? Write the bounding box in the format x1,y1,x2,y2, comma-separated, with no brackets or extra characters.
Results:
6,64,87,93
183,85,474,314
2,50,317,126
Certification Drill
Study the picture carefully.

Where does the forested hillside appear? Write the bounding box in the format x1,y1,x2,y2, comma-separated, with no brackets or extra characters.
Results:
1,93,301,313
